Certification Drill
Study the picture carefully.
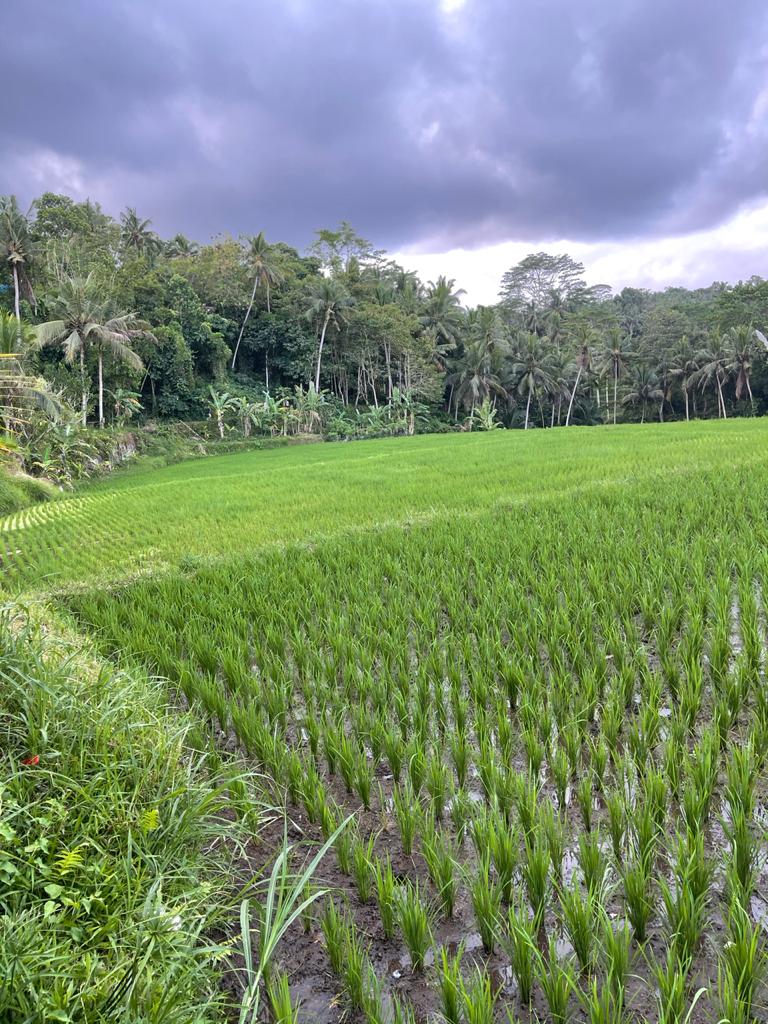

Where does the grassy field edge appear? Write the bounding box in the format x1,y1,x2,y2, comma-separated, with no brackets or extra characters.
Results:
0,601,264,1023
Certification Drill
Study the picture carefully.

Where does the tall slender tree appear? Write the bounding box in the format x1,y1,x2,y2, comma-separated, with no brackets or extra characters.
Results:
304,278,354,391
120,207,161,261
599,327,632,425
0,196,35,339
565,326,594,426
231,232,284,370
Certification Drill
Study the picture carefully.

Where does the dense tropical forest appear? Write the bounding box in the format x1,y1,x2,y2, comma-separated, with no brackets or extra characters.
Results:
2,191,768,484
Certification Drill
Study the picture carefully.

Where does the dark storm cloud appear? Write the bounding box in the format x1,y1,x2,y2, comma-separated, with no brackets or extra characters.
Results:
2,0,767,250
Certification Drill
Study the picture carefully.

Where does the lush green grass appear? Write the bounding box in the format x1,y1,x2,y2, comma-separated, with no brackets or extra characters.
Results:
9,419,768,1022
0,609,261,1023
4,419,768,593
0,467,58,518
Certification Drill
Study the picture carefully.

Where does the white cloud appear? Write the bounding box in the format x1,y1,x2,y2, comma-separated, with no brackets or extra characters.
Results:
394,198,768,305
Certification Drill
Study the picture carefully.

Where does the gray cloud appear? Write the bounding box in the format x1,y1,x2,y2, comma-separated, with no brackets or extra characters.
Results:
2,0,767,252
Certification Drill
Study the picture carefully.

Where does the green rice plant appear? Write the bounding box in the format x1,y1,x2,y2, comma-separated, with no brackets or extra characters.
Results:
600,698,622,759
426,754,450,820
651,950,700,1024
621,854,655,943
397,881,433,971
578,830,607,898
407,737,427,794
361,962,387,1024
459,964,499,1024
450,786,473,843
717,898,767,1024
724,805,759,903
352,833,376,904
383,726,405,783
341,734,362,795
579,977,629,1024
725,740,757,819
506,899,537,1005
391,993,417,1024
660,829,712,964
437,943,464,1024
522,835,551,931
662,727,684,800
552,746,570,810
599,912,631,1011
355,752,373,810
523,727,546,776
559,882,597,973
539,801,566,883
563,722,582,778
604,788,626,863
449,729,470,788
422,824,458,918
632,799,660,867
514,772,540,841
393,783,420,857
469,855,501,954
285,750,305,806
489,812,519,903
590,737,609,791
321,898,346,977
477,741,498,805
341,918,369,1012
535,936,575,1024
334,820,355,876
374,855,397,938
576,775,593,832
266,969,299,1024
318,796,338,841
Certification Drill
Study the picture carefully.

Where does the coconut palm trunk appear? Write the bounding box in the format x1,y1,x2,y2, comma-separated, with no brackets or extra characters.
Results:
231,274,259,371
12,264,21,328
717,376,727,419
98,348,105,426
524,387,532,430
314,308,332,392
80,347,87,426
613,368,619,426
565,366,583,427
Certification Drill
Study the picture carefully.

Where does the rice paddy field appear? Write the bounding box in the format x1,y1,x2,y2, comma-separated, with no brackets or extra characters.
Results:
9,419,768,1023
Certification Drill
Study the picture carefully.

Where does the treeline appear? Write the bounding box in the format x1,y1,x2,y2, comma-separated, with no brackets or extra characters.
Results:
3,191,768,470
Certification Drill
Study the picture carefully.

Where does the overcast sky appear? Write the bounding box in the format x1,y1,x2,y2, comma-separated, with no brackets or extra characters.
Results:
3,0,768,304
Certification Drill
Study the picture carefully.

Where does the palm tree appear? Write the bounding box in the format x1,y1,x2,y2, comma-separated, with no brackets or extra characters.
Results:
34,273,151,427
420,276,465,367
0,196,35,337
622,365,663,424
120,207,161,260
508,333,557,430
231,232,284,370
446,308,507,419
693,337,731,419
304,278,354,392
565,325,594,426
164,234,199,259
599,327,632,425
725,325,756,411
669,337,699,421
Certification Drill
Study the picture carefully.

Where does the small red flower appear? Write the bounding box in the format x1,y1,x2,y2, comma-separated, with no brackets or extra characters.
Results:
22,754,39,766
